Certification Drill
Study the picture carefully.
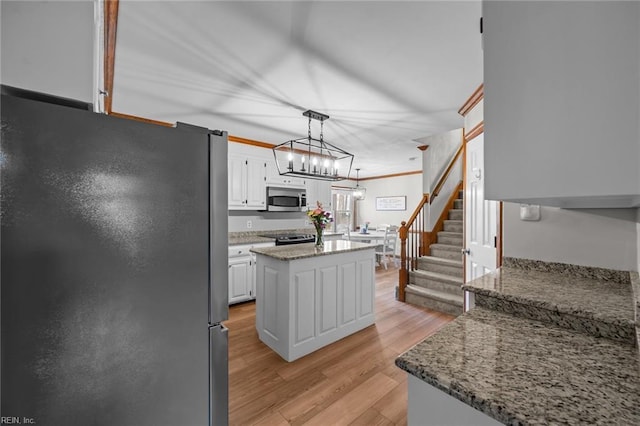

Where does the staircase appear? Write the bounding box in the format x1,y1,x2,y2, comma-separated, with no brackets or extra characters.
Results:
405,191,464,316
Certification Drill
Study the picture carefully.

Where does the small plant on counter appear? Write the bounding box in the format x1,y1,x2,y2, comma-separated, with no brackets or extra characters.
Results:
307,201,333,247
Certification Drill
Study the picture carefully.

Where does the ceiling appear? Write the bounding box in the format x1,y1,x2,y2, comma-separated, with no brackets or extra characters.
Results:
111,1,482,179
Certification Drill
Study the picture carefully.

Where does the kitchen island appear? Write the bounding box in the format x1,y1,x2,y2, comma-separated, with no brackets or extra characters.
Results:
251,241,376,362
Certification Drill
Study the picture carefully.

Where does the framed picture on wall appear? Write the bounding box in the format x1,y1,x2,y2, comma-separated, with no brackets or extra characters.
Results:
376,196,406,211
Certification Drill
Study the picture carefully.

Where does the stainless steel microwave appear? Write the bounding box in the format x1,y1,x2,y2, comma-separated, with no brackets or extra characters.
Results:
266,186,307,212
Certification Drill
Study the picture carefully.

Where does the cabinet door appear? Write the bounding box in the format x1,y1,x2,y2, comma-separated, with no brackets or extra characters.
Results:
306,180,332,210
266,158,305,187
245,157,266,209
483,1,640,207
228,257,251,304
316,180,332,209
265,158,285,185
228,154,247,209
250,253,257,299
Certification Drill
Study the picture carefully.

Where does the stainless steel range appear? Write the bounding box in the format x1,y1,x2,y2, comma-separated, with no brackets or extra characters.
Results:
272,233,315,246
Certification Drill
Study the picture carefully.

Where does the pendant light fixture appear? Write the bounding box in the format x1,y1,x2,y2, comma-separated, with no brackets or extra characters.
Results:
272,110,354,181
353,168,366,200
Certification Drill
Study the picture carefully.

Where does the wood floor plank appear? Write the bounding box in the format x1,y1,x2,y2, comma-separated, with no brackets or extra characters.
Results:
228,265,454,426
303,372,399,426
250,410,290,426
350,408,395,426
372,381,409,424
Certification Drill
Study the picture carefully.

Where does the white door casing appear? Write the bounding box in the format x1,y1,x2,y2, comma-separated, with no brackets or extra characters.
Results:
464,133,498,289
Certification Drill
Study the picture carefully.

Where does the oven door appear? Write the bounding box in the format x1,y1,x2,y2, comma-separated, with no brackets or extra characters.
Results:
267,187,306,212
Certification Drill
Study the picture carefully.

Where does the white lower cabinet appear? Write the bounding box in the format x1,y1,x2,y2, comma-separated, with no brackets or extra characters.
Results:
228,242,274,304
228,256,252,304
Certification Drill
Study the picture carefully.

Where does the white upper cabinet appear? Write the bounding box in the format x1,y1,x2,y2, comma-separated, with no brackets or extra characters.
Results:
306,179,332,211
483,1,640,208
265,158,306,188
228,144,267,210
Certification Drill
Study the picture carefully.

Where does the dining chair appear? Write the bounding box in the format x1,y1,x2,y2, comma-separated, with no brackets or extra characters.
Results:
375,225,399,269
339,224,351,241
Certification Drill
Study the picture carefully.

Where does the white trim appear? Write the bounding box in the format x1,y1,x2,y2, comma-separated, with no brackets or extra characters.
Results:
93,0,105,113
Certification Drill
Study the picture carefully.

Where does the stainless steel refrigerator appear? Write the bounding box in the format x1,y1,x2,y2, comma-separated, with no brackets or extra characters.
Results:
0,86,229,425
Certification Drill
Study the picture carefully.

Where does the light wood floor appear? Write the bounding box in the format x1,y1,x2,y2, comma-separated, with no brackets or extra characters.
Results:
226,265,454,426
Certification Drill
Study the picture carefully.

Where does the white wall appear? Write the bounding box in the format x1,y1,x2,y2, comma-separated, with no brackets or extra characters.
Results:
1,1,95,102
418,128,463,230
354,173,422,230
418,128,462,194
228,211,309,233
464,98,483,134
503,203,639,272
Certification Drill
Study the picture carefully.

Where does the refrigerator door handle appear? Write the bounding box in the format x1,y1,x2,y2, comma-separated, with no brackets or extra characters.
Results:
210,323,229,426
209,131,229,325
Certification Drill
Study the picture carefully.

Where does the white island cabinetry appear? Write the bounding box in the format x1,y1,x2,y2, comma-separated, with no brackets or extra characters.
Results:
252,241,375,362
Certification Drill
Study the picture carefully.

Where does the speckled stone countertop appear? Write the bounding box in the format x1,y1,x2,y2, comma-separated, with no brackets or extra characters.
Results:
251,240,374,260
229,229,347,245
396,307,640,425
462,265,636,344
229,228,314,245
632,272,640,348
228,235,276,245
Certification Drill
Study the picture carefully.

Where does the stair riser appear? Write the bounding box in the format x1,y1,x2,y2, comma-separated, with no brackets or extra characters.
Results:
448,210,463,221
430,247,462,260
406,292,463,317
458,190,464,199
443,222,463,233
409,275,463,296
453,199,463,209
437,235,462,246
418,261,463,277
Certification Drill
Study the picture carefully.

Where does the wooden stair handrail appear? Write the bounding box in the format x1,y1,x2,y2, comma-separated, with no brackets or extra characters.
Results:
430,143,464,202
405,194,429,228
398,140,464,302
398,194,428,301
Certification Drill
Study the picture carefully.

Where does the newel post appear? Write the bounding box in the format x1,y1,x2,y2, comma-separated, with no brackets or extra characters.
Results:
398,221,408,302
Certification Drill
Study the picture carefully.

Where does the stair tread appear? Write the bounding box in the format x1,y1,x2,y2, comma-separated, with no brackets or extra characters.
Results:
444,219,462,223
405,285,463,306
419,255,463,266
411,269,463,285
437,231,463,237
430,243,461,251
419,255,463,267
449,209,463,213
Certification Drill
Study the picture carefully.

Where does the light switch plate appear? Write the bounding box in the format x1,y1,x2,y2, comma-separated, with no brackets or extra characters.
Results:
520,204,541,221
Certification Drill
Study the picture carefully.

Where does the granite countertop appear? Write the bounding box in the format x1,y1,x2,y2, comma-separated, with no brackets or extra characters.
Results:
251,240,374,260
229,228,316,246
228,235,276,245
396,307,640,425
462,266,636,343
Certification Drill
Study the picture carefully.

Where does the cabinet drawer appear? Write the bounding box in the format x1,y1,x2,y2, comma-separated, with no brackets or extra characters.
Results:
228,246,251,258
228,242,274,258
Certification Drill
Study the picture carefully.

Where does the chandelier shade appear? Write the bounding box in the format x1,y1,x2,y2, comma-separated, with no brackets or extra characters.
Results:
353,168,366,200
272,110,354,181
